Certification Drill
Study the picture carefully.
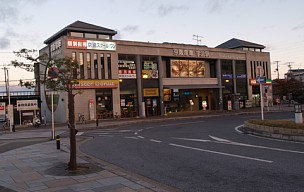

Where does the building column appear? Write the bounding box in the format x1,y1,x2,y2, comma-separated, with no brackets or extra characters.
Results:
158,56,164,116
216,59,223,110
136,55,145,117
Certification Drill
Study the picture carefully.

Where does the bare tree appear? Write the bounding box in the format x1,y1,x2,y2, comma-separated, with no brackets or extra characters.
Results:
11,49,80,170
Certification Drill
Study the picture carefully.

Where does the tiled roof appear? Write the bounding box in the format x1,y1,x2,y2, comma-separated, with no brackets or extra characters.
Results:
216,38,265,49
44,21,117,44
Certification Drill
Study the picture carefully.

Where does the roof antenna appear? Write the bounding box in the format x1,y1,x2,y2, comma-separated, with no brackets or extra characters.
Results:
193,34,203,45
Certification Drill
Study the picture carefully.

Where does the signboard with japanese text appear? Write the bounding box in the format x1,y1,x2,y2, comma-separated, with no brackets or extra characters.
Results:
143,88,159,97
0,102,5,116
118,60,137,79
17,100,38,111
72,79,118,89
67,39,116,51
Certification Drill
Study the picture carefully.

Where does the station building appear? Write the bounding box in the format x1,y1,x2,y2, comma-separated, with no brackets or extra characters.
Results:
39,21,272,123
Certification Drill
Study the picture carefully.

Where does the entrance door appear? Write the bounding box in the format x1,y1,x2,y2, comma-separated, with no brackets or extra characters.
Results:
145,98,158,116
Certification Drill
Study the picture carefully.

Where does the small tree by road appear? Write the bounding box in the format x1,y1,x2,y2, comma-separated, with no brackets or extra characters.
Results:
11,49,80,170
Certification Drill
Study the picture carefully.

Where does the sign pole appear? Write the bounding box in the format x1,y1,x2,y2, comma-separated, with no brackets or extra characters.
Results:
51,91,55,140
259,68,264,120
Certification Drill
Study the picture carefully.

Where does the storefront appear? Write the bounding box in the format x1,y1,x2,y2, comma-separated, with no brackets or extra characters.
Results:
39,21,272,123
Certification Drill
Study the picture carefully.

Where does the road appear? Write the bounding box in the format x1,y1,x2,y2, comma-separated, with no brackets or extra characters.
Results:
80,112,304,192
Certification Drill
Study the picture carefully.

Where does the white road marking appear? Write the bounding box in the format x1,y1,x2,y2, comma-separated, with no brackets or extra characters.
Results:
76,132,84,136
173,137,210,142
169,143,273,163
124,137,139,139
138,129,143,132
150,139,162,143
209,135,304,155
160,120,205,127
96,132,122,135
209,135,231,142
138,136,145,139
145,127,154,129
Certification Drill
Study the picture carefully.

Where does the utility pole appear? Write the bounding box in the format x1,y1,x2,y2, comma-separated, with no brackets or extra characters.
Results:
274,61,280,79
193,34,203,45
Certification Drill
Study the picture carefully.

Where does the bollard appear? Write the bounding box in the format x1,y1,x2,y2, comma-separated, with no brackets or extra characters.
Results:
96,119,99,127
12,124,15,132
56,135,60,150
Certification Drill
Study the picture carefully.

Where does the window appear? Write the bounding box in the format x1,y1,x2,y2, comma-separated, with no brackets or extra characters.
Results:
72,52,77,79
98,34,110,39
171,60,180,77
180,60,189,77
94,53,98,79
86,53,91,79
197,61,205,77
79,53,84,79
70,32,83,38
100,54,105,79
170,59,205,77
107,54,111,79
85,33,97,39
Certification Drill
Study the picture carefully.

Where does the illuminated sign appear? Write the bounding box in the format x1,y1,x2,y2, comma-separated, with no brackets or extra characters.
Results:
144,88,159,97
73,80,118,89
250,79,272,85
118,60,137,79
67,39,116,51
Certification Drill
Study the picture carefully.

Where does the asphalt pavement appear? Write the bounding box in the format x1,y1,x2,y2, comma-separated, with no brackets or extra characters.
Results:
0,105,294,192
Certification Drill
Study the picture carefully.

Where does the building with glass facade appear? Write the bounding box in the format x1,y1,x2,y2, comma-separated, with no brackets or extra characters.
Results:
39,21,272,123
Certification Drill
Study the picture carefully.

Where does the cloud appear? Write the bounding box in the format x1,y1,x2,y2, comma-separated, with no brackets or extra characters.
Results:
158,4,188,17
146,30,155,35
0,0,20,24
0,28,19,49
292,24,304,31
122,25,139,33
0,37,10,49
206,0,226,13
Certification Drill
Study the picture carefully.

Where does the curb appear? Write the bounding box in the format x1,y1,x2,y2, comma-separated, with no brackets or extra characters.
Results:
241,121,304,142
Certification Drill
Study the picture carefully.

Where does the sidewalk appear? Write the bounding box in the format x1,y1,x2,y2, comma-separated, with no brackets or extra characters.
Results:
0,105,294,192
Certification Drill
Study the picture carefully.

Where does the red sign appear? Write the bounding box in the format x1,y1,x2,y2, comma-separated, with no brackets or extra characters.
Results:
0,106,4,110
67,39,87,49
48,67,60,78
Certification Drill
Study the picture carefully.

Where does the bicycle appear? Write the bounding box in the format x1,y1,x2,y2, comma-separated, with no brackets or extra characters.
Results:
1,121,8,133
79,114,86,124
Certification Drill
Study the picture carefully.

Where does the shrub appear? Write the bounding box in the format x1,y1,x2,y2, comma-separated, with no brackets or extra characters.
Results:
248,119,304,129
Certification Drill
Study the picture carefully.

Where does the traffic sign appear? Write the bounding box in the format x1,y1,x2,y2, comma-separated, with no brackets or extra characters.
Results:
256,76,266,84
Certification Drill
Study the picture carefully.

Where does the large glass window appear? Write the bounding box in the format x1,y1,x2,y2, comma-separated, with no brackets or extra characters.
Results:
107,54,112,79
100,54,105,79
86,53,91,79
79,52,84,79
94,53,98,79
170,59,205,77
72,52,77,79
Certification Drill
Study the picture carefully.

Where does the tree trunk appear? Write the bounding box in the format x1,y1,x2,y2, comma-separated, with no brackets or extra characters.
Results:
68,89,77,170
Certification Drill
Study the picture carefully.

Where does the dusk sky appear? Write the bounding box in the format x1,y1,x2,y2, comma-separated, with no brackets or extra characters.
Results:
0,0,303,89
